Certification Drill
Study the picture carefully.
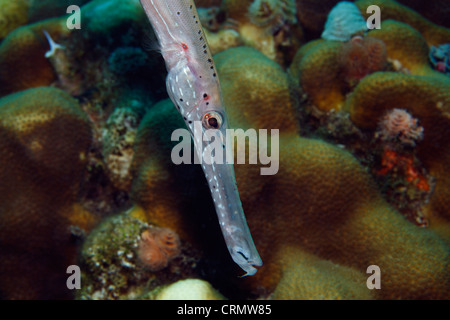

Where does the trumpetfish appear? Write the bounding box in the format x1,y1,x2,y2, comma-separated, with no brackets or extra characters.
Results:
138,0,262,276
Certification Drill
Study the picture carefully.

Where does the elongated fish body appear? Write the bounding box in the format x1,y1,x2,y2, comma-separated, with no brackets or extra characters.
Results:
139,0,262,276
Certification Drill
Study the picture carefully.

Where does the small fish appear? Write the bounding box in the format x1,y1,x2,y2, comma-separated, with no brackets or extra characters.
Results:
139,0,262,276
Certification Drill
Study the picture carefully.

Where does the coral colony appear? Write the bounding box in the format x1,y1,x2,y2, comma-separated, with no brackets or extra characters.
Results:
0,0,448,300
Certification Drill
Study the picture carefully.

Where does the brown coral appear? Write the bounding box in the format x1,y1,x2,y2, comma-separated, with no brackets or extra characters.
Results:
289,18,445,113
128,47,449,299
0,17,69,97
0,0,30,40
395,0,450,28
365,20,437,76
355,0,450,46
347,72,450,240
138,227,181,272
0,87,95,299
289,39,345,112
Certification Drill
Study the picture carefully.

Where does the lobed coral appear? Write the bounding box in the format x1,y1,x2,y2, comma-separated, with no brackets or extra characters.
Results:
81,0,146,39
271,247,373,299
395,0,450,29
0,18,68,97
290,39,345,112
0,87,95,299
347,72,450,238
290,17,446,113
118,47,449,300
355,0,450,46
364,20,437,77
0,0,30,40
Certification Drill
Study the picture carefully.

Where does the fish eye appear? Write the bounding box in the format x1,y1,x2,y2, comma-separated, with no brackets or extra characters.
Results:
202,111,223,129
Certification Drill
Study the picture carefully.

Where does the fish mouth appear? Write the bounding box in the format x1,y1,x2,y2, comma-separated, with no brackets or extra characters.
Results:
192,128,262,276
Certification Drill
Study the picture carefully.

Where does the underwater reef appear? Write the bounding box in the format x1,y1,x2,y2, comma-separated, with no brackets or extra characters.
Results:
0,0,449,300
